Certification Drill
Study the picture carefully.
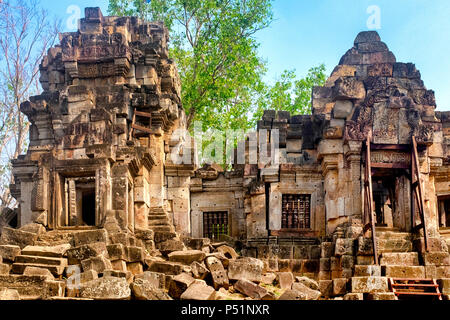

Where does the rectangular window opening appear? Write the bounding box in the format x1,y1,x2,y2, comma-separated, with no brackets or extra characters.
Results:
203,211,228,240
282,194,311,229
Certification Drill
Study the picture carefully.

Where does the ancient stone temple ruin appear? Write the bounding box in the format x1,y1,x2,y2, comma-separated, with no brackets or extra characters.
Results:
0,8,449,300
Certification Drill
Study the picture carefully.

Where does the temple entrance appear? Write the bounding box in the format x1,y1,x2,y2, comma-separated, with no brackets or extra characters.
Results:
65,176,97,227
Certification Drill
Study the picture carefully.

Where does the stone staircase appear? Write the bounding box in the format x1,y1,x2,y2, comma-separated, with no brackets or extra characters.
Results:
148,207,185,256
10,245,69,278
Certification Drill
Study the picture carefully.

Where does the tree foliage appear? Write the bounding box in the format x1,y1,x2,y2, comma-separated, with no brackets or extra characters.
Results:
109,0,273,133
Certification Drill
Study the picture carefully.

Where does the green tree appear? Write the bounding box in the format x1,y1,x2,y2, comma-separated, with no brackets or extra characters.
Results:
108,0,273,134
252,64,327,124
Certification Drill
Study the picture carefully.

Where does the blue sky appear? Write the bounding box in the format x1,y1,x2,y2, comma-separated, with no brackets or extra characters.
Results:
40,0,450,111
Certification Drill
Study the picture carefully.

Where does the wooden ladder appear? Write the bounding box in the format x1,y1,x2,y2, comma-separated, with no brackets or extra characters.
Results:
129,108,159,139
411,136,429,251
363,135,378,265
389,278,442,300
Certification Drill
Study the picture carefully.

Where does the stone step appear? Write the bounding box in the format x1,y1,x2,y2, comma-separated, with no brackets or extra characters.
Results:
148,217,170,226
148,208,167,216
21,244,71,258
11,263,66,276
149,225,175,232
382,265,425,279
376,231,413,241
422,252,450,266
380,252,420,266
154,231,177,244
15,255,68,267
377,239,413,253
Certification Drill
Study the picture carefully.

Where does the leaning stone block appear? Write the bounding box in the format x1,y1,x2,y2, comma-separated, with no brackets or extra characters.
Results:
168,250,206,265
0,227,38,249
319,280,333,297
333,278,348,296
180,280,215,300
235,279,268,299
72,229,108,247
79,276,131,300
276,272,294,290
81,255,112,274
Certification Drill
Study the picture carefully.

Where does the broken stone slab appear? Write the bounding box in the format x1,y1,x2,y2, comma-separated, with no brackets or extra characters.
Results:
351,277,389,293
180,280,216,300
295,276,319,291
228,257,263,283
191,261,209,280
135,271,166,290
276,272,294,290
215,245,239,260
168,250,206,265
168,272,195,299
23,266,54,280
206,252,230,268
291,282,321,300
367,293,397,300
67,243,109,265
382,265,425,278
354,265,381,277
0,227,38,249
131,278,172,300
22,244,71,258
380,252,420,266
234,279,268,299
79,276,131,300
81,255,112,274
72,229,108,247
205,256,229,290
183,238,211,250
0,288,20,300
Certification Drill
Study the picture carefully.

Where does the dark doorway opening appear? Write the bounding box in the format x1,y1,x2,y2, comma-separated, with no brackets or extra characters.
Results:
438,196,450,228
82,191,96,226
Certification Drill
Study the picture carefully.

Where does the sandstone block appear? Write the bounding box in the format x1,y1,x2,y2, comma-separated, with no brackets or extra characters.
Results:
205,256,229,289
382,266,425,278
23,266,54,280
0,227,38,249
278,288,306,300
0,263,10,275
81,255,112,274
351,277,388,293
22,244,71,258
234,279,268,299
135,271,166,290
319,280,333,297
111,259,127,272
43,280,65,299
354,265,381,277
335,238,354,256
295,276,319,291
333,100,353,119
168,273,195,299
215,245,239,260
106,244,126,261
276,272,294,290
131,278,172,300
191,261,209,280
437,279,450,295
168,250,206,265
228,258,263,283
67,243,108,265
332,278,348,296
180,281,215,300
343,293,364,300
380,252,419,266
261,273,277,285
423,252,450,266
127,262,143,275
79,276,131,300
291,282,321,300
72,229,108,246
320,258,331,271
0,288,20,300
367,293,397,300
